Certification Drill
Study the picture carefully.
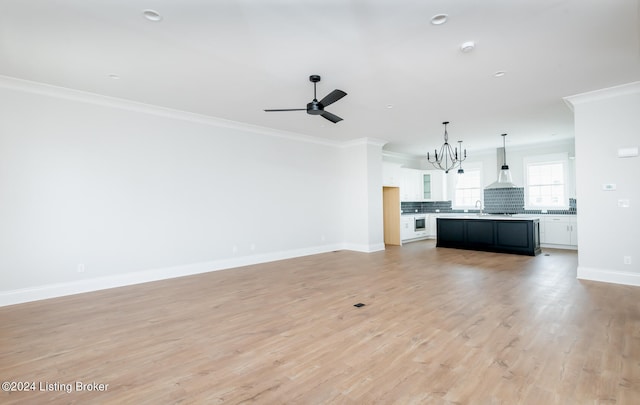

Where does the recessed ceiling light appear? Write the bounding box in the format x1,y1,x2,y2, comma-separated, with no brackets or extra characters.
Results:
386,104,394,109
431,14,448,25
108,74,120,80
143,9,162,22
460,41,475,53
493,71,506,78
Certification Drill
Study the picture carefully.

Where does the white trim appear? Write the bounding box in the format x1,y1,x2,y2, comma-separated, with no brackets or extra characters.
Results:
382,150,425,161
0,244,344,307
340,137,388,148
577,266,640,287
564,81,640,109
342,242,386,253
541,244,577,250
0,75,343,148
368,243,386,252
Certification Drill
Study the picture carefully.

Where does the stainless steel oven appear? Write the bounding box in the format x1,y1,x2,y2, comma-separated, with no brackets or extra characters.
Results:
414,215,426,232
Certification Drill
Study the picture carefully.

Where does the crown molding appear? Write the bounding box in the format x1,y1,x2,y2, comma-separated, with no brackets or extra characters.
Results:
0,75,349,149
340,137,388,148
564,81,640,110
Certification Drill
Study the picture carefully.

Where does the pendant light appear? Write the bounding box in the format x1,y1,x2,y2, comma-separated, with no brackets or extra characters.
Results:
486,133,517,188
457,141,465,174
426,121,467,173
498,133,512,183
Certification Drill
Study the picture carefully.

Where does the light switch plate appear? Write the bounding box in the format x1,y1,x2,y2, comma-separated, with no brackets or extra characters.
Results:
618,199,630,208
618,147,639,158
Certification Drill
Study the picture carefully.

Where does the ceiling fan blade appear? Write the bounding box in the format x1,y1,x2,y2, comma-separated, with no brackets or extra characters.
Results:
321,111,343,123
319,89,347,107
264,108,306,112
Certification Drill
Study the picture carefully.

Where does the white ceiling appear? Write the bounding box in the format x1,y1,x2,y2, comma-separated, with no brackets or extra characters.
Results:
1,0,639,156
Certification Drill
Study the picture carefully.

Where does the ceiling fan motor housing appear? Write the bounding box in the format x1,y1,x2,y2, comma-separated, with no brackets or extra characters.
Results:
307,101,323,115
264,74,345,123
307,75,323,114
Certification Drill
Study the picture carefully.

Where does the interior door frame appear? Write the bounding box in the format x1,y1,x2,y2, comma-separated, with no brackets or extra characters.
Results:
382,186,401,246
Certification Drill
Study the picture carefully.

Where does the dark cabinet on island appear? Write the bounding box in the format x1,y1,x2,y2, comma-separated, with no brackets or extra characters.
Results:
437,216,541,256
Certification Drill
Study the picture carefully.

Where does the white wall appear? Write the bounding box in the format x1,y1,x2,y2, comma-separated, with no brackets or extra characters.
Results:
340,139,386,252
0,77,384,305
565,82,640,285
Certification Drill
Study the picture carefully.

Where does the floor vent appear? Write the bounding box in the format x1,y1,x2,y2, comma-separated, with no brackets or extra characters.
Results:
354,303,365,307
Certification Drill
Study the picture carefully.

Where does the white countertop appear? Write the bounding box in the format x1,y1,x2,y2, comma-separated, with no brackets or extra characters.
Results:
436,214,541,221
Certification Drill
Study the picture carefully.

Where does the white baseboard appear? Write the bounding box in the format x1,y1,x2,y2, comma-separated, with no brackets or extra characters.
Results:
342,242,386,253
577,266,640,287
541,243,578,250
0,244,344,307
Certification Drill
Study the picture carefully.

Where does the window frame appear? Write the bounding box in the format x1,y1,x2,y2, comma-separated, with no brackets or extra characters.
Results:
523,153,570,210
453,163,483,209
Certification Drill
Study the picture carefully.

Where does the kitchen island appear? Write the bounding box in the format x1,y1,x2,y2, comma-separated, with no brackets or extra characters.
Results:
437,215,541,256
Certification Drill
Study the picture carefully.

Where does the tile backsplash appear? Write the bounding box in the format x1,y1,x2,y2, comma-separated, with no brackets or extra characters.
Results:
400,195,577,215
483,187,525,214
483,188,576,215
401,200,452,213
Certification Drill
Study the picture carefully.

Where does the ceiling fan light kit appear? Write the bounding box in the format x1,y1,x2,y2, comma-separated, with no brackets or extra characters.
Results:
264,75,347,123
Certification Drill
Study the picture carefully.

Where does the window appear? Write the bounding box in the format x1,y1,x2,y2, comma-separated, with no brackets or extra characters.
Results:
524,153,569,209
454,167,482,208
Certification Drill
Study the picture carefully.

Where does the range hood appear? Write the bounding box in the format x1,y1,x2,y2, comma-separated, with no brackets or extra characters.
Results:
485,133,518,189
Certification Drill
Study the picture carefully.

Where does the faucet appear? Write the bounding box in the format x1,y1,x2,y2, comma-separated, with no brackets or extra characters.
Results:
475,200,483,215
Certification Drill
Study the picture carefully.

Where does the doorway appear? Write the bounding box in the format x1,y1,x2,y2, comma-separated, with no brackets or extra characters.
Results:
382,186,401,245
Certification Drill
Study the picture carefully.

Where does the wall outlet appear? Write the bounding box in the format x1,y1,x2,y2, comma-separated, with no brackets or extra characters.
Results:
624,256,632,265
77,263,85,273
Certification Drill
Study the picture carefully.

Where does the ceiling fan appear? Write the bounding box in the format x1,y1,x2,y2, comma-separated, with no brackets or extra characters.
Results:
264,75,347,123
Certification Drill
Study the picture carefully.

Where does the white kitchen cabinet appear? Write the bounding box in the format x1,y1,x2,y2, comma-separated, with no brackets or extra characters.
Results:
414,229,429,239
382,162,403,187
541,216,577,248
399,169,446,201
401,215,414,241
422,172,432,199
424,170,446,201
399,169,423,201
428,215,438,238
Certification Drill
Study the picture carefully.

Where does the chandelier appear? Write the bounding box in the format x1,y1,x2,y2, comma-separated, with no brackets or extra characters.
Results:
426,121,467,173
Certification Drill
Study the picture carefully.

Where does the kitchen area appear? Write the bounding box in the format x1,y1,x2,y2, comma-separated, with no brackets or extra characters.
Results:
382,137,578,254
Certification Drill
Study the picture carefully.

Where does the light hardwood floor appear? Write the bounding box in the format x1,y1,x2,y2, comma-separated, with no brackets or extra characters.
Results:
2,241,640,404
